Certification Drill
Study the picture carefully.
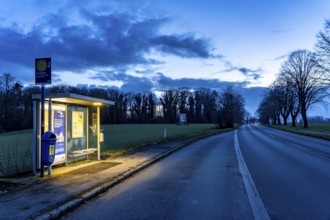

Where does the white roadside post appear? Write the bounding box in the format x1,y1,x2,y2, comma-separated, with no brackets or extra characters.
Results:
164,128,167,143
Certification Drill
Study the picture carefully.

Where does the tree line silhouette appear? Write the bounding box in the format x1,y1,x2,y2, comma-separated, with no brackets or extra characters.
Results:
0,72,246,132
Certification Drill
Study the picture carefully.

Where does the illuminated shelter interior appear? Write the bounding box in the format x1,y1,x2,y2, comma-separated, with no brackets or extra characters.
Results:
32,93,114,174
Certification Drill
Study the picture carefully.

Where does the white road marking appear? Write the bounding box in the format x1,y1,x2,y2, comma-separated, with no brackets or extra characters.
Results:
234,130,270,220
291,143,304,149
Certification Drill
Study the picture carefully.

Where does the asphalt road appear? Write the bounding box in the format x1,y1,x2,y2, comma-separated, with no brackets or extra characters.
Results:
62,131,253,219
238,125,330,219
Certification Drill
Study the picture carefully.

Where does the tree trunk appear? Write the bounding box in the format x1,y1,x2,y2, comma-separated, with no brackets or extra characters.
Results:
277,115,281,125
272,117,276,125
283,117,287,126
291,114,297,127
302,113,308,128
282,114,288,126
301,105,309,128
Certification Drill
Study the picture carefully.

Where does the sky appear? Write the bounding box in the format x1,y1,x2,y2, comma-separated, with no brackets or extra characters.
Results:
0,0,329,116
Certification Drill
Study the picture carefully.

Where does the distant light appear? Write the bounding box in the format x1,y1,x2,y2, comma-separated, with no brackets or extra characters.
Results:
93,102,102,106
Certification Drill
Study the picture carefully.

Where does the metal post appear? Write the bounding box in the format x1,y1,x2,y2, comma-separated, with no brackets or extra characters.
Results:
48,98,52,176
32,101,37,175
86,107,89,161
40,85,45,177
97,107,100,160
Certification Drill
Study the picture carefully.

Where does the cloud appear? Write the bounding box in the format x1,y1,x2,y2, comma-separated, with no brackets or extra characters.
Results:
269,25,293,35
237,68,262,80
218,61,263,82
90,69,154,92
274,53,289,61
89,69,249,93
150,34,221,58
89,72,110,82
0,7,219,82
155,72,247,90
121,77,154,92
235,67,262,80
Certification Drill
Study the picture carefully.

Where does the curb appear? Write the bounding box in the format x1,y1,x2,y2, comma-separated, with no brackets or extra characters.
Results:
33,139,193,220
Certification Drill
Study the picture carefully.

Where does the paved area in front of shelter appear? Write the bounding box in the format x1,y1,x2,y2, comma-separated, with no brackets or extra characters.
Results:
0,137,194,219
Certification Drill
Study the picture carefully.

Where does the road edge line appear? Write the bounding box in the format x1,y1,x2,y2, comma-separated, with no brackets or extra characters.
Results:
234,129,270,220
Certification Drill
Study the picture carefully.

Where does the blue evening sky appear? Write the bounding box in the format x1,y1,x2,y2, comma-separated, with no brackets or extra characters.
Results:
0,0,329,115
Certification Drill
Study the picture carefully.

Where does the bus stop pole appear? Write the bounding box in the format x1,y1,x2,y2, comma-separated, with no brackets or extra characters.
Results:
48,98,52,175
97,106,100,160
40,85,45,177
32,101,37,175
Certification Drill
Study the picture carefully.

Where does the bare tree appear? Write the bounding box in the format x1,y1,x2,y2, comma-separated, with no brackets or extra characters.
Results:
146,92,156,123
257,89,279,125
201,88,218,123
244,111,251,124
160,90,178,123
218,86,245,128
105,89,127,123
0,73,15,131
187,93,195,123
316,19,330,78
269,85,284,125
194,89,203,122
271,79,299,126
288,87,300,127
279,49,330,128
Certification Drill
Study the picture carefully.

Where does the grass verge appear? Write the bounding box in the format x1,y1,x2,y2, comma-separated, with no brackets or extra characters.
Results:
0,129,33,177
0,124,234,176
264,124,330,141
100,124,233,157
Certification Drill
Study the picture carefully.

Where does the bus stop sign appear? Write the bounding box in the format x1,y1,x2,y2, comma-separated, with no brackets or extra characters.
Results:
35,57,51,85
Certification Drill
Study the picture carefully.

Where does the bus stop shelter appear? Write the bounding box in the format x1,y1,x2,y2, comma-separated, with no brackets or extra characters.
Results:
32,93,114,175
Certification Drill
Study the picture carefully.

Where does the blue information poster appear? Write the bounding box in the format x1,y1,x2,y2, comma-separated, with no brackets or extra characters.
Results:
54,108,66,164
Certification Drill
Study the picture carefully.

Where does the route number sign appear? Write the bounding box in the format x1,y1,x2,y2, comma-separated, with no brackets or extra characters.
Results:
35,57,51,85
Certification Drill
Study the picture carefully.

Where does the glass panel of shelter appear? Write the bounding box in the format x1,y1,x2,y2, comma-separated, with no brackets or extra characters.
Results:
66,105,88,162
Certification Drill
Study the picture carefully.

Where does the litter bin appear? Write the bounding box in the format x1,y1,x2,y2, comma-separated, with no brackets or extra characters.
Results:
41,131,57,166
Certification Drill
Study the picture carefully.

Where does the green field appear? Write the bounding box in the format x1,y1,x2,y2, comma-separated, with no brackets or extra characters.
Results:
100,124,229,156
0,124,229,176
0,129,33,176
266,124,330,140
306,124,330,133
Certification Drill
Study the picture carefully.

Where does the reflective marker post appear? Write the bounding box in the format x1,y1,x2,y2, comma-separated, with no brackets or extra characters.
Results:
164,128,167,143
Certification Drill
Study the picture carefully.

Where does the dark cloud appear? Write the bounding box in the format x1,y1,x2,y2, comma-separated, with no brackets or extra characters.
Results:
121,77,154,93
220,62,263,82
156,72,247,90
0,8,218,82
89,70,248,93
237,67,262,80
90,70,154,93
150,34,221,58
90,72,109,82
76,83,119,91
274,53,289,61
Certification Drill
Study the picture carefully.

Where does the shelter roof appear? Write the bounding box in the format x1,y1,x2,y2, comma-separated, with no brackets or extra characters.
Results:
32,93,114,106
